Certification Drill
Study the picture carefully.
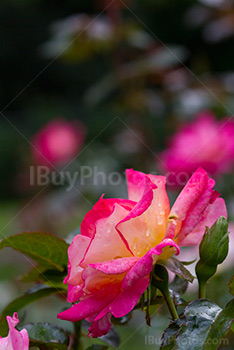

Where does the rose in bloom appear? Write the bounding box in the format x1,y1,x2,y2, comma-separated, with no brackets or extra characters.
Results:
31,118,86,169
159,111,234,186
58,168,227,337
0,313,29,350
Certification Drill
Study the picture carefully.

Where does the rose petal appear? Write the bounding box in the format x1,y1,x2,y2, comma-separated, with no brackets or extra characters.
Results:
88,310,112,338
169,167,209,222
175,177,216,243
179,197,227,246
0,313,29,350
81,266,125,294
81,203,134,266
122,239,180,290
110,276,149,318
118,171,170,256
89,257,139,275
58,284,120,322
67,284,83,303
109,239,179,318
66,235,91,285
81,195,135,238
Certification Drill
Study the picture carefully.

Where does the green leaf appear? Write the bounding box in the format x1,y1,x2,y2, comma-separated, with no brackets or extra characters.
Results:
158,257,194,283
0,263,21,281
169,275,188,296
21,267,67,289
21,265,49,283
160,300,222,350
85,346,108,350
229,275,234,296
175,300,222,350
203,298,234,350
22,323,69,350
231,322,234,333
1,285,64,318
180,259,197,266
169,275,189,307
29,341,66,350
0,232,69,271
160,318,185,350
39,269,67,289
0,316,9,337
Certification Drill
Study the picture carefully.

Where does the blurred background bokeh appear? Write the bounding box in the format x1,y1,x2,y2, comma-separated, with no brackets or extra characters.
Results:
1,0,234,348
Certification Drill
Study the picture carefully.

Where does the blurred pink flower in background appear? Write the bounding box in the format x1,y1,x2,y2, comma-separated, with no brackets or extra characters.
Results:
0,313,29,350
31,118,86,169
159,111,234,186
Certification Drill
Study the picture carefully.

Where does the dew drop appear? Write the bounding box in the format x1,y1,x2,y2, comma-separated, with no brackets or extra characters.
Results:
146,229,151,237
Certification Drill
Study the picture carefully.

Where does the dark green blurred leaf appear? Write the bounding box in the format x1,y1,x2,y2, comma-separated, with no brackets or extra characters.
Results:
21,265,48,283
39,269,67,289
0,232,68,271
0,316,9,337
231,323,234,333
28,333,68,349
203,299,234,350
158,257,194,283
21,266,67,289
85,346,108,350
0,264,21,281
1,285,64,317
22,323,69,350
229,275,234,296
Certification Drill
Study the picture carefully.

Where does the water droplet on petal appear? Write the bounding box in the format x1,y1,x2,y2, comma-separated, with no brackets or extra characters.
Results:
146,229,151,237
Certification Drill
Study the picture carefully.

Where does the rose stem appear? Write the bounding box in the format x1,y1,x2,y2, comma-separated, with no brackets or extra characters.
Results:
162,289,179,320
198,280,207,299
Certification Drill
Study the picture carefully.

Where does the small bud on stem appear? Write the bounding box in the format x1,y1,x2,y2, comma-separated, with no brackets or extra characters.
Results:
196,217,229,299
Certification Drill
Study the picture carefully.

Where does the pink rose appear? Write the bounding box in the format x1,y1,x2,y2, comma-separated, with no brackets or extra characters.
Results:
31,118,86,169
0,313,29,350
159,111,234,186
58,168,226,337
